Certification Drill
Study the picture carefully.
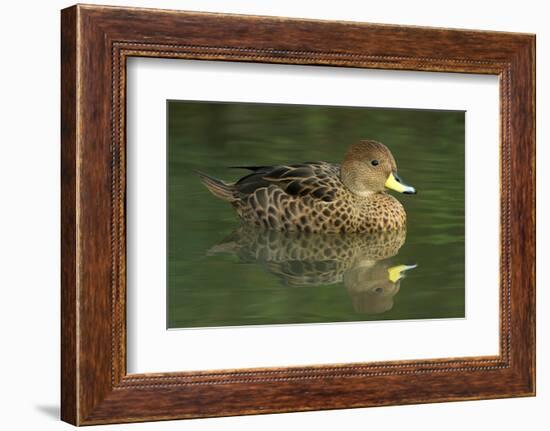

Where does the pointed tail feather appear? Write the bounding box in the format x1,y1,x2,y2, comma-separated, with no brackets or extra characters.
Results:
196,171,235,202
229,165,266,171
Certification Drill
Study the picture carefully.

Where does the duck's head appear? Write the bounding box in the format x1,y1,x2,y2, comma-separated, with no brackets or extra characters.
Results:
340,140,416,196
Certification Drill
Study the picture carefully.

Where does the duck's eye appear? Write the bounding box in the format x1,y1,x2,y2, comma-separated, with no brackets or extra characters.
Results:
371,160,379,166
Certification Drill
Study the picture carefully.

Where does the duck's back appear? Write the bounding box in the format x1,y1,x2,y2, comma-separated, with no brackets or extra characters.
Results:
233,162,339,199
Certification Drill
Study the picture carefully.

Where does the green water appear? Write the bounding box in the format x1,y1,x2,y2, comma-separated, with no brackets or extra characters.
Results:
167,101,465,328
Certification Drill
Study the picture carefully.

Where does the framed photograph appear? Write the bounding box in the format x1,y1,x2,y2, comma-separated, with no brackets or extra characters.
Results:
61,4,535,425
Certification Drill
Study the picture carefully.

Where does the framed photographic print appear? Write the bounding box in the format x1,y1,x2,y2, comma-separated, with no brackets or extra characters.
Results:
61,4,535,425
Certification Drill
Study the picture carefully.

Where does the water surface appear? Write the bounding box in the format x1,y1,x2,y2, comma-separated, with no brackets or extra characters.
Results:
167,101,465,328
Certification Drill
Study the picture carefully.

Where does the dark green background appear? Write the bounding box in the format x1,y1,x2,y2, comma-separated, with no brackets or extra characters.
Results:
167,101,465,328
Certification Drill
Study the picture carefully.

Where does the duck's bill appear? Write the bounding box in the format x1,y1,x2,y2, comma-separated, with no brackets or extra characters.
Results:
387,264,418,283
385,172,416,194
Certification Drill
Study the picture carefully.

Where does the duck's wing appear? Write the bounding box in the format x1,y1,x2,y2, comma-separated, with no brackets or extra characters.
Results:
232,162,340,202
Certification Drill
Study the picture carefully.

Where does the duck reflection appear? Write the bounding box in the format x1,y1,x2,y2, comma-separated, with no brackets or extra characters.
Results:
208,226,416,315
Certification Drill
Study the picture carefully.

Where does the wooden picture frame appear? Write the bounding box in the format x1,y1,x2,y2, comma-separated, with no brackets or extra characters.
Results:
61,4,535,425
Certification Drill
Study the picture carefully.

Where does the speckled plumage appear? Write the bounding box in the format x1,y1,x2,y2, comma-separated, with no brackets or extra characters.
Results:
198,140,413,233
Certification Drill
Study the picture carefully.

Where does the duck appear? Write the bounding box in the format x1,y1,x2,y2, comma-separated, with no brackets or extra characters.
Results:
198,140,416,233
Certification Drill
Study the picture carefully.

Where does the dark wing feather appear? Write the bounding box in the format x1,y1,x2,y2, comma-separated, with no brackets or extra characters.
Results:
229,165,268,171
233,162,339,202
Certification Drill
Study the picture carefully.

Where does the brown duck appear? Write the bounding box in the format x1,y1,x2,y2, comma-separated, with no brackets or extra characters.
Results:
198,140,416,233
